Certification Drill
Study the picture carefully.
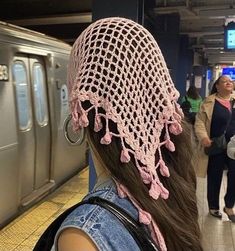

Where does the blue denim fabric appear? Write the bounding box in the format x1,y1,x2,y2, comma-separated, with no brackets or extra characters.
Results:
51,179,141,251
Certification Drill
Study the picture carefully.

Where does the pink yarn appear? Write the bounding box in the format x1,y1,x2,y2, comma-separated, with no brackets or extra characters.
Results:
94,115,102,132
150,221,168,251
100,132,112,145
138,168,152,184
68,17,184,251
116,181,167,251
139,210,152,225
169,122,182,135
79,113,89,127
159,184,170,200
165,139,175,152
120,149,131,163
159,160,170,177
149,182,161,200
116,183,126,199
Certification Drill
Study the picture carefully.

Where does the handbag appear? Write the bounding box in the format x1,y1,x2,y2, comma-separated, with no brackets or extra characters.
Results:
33,196,160,251
204,134,227,156
227,135,235,159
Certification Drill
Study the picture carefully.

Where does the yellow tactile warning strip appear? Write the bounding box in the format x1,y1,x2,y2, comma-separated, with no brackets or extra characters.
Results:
0,167,89,251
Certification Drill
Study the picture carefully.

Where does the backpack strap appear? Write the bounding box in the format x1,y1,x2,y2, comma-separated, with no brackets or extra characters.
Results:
33,196,160,251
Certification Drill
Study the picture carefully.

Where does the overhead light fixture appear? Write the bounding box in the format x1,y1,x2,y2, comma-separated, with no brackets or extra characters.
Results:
225,18,235,26
224,21,235,51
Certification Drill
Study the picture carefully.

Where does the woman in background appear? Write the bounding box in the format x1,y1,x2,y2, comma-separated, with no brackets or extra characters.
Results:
194,75,235,221
181,85,202,124
52,17,203,251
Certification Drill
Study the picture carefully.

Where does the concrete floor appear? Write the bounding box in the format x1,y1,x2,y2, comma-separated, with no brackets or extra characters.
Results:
197,172,235,251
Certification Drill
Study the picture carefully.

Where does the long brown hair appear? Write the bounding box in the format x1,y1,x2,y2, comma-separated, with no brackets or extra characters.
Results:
187,85,201,100
210,75,225,94
86,105,203,251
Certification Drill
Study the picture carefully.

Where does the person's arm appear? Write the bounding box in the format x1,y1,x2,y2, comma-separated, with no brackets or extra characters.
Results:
198,97,202,109
58,228,98,251
194,103,212,147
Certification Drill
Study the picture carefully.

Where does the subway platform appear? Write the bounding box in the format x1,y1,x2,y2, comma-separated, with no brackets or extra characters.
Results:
0,168,235,251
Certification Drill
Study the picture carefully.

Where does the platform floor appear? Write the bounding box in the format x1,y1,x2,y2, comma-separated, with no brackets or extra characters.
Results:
0,168,89,251
0,168,235,251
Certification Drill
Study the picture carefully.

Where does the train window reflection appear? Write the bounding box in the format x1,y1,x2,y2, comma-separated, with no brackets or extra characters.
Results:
33,63,48,126
13,61,32,131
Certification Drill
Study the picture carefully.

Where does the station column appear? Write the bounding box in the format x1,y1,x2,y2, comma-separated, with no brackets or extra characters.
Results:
89,0,145,190
92,0,144,24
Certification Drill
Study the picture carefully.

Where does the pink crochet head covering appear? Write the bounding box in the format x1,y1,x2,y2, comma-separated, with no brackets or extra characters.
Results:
69,17,183,197
68,17,183,250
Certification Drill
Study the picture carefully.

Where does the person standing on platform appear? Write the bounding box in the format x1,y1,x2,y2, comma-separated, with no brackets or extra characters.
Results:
180,85,202,124
52,17,203,251
194,75,235,221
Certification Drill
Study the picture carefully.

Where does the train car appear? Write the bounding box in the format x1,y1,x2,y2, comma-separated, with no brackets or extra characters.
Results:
0,21,88,227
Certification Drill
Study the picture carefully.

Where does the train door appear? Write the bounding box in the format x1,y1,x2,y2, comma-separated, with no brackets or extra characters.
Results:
13,55,51,204
29,57,51,190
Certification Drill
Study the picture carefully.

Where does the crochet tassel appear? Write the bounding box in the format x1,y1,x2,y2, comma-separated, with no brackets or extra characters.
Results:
139,169,151,184
79,113,89,127
72,120,81,131
165,139,175,152
173,111,183,121
149,182,161,200
94,115,103,132
100,132,112,145
169,122,182,135
72,110,79,121
139,210,152,225
159,184,169,199
120,149,131,163
159,160,170,177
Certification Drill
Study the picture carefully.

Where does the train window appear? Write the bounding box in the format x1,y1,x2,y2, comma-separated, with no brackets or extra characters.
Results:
13,61,32,131
32,63,48,126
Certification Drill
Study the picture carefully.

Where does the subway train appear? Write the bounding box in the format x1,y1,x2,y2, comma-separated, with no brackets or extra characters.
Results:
0,21,88,227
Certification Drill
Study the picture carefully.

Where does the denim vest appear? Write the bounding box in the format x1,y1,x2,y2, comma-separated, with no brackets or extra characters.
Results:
51,179,141,251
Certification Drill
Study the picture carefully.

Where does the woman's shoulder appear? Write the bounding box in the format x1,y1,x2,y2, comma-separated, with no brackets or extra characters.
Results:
53,181,140,251
231,93,235,100
61,185,138,228
200,94,216,106
195,95,215,114
60,183,115,226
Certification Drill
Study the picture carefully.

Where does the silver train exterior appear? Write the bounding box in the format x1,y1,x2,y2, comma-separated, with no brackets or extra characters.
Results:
0,21,88,227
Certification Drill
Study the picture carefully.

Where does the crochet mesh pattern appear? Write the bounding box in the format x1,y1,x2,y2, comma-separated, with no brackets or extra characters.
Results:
69,17,183,201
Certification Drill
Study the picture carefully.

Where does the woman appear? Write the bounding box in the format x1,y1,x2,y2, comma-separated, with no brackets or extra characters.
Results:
181,85,202,124
52,17,203,251
194,75,235,221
